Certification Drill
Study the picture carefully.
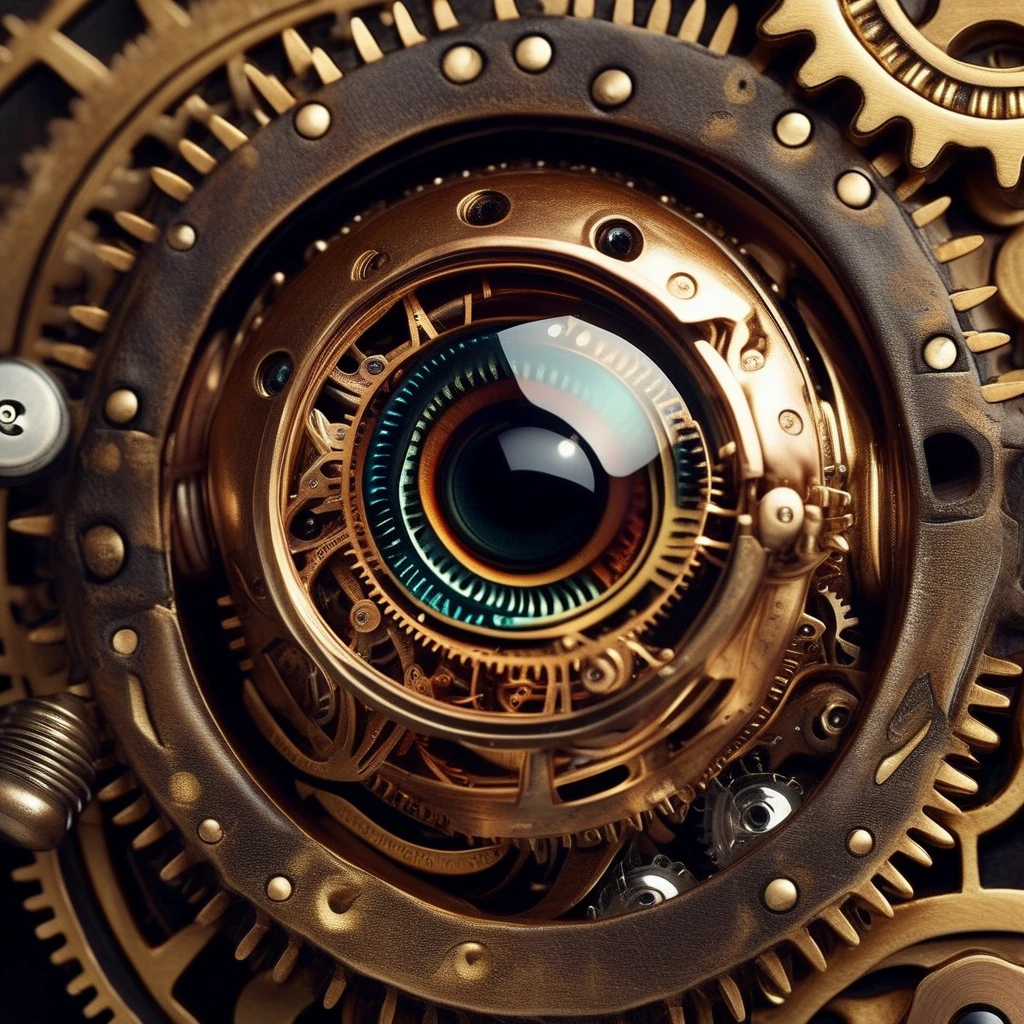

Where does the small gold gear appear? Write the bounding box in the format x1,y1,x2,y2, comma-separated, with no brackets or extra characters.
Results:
761,0,1024,188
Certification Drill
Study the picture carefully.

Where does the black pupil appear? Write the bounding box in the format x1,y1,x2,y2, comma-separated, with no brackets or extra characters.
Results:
745,803,771,831
441,402,609,573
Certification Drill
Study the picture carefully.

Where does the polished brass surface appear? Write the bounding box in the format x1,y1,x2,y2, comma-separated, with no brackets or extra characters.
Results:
0,0,1023,1021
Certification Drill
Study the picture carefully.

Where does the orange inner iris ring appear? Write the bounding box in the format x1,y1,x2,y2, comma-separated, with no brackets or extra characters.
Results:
416,378,651,589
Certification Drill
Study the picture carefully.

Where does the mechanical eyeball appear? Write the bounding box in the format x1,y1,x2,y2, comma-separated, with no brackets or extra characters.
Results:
1,1,1022,1022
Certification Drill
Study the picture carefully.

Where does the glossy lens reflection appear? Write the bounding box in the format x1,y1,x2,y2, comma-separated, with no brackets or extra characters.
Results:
442,410,608,572
363,315,705,631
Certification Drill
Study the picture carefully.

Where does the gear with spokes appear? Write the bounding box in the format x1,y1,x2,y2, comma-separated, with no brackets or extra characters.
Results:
2,0,1024,1022
761,0,1024,187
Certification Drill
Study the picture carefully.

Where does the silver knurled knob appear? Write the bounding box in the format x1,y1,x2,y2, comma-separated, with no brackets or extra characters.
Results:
0,357,70,483
0,694,99,851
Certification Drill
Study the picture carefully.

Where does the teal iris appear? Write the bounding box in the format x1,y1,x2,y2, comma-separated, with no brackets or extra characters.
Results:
363,320,700,631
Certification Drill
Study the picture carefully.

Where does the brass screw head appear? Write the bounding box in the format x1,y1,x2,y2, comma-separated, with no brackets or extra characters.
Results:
104,388,138,425
668,272,697,299
111,628,138,655
295,102,332,139
847,828,874,856
591,68,633,108
836,170,874,209
923,335,958,370
775,111,812,148
198,818,224,844
442,45,484,84
514,35,553,73
267,875,293,902
779,409,804,435
167,223,196,251
764,877,799,912
82,524,125,580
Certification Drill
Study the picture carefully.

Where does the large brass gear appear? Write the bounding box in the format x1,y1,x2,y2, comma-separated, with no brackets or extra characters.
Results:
3,0,1024,1022
761,0,1024,188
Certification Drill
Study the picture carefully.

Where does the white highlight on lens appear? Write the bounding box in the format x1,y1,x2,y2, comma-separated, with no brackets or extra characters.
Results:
547,323,563,337
557,439,576,459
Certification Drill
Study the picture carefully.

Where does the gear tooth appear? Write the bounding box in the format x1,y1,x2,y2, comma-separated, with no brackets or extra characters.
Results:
977,655,1022,679
756,950,792,995
98,770,138,801
35,918,63,941
195,889,230,927
243,62,297,114
50,941,75,965
934,234,985,264
957,711,1001,751
69,304,110,331
878,860,915,899
951,284,999,312
969,680,1013,710
612,0,635,26
10,864,41,884
993,148,1024,190
716,974,745,1021
82,994,108,1019
854,96,891,134
897,833,933,868
708,4,739,55
910,810,956,848
132,816,172,850
853,880,894,918
796,49,836,89
677,0,707,43
323,963,349,1009
311,46,344,84
788,928,828,971
925,787,961,817
393,3,427,47
66,972,92,996
22,892,50,912
350,17,386,63
179,138,217,175
911,195,951,227
115,209,158,243
665,994,687,1024
281,27,313,76
273,934,302,982
151,166,193,202
235,912,270,960
907,129,946,171
759,5,803,38
494,0,520,18
646,0,670,32
821,906,860,946
982,373,1024,404
935,760,979,796
159,849,195,882
432,0,459,30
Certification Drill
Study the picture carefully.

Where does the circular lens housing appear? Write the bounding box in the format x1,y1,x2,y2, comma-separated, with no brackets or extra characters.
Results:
362,313,706,633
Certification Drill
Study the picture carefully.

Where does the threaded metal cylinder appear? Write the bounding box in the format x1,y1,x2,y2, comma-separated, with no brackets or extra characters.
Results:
0,694,99,850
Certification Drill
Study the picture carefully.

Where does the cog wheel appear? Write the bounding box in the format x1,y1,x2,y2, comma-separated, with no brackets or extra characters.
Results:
761,0,1024,188
3,0,1024,1022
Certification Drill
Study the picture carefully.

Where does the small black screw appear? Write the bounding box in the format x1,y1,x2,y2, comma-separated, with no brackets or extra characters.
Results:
597,220,642,261
259,353,292,396
463,190,511,227
292,512,321,541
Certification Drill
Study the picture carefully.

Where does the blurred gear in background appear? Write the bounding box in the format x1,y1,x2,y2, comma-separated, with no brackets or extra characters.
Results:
0,0,1023,1022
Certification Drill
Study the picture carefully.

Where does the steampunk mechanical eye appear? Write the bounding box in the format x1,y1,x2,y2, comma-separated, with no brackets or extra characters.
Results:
1,2,1023,1023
